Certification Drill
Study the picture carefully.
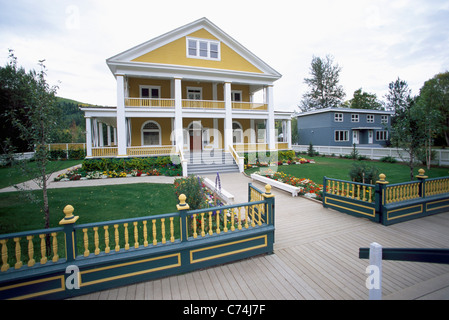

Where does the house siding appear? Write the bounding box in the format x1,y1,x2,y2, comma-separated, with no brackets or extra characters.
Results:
297,109,392,147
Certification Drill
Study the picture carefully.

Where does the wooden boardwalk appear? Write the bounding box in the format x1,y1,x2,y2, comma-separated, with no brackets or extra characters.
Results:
72,173,449,300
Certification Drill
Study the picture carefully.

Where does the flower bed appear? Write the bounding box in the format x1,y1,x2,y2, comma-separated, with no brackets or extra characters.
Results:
245,157,315,169
253,169,323,200
54,166,181,182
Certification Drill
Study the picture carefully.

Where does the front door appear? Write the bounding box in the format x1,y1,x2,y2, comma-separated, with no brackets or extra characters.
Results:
368,130,373,144
352,130,359,145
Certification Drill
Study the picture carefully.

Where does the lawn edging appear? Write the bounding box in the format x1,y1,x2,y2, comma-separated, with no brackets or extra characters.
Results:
250,173,300,197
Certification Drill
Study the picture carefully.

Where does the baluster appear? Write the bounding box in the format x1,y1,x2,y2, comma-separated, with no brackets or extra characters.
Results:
237,207,242,230
251,205,256,227
27,235,35,267
332,181,335,194
224,210,228,232
258,204,262,226
39,234,47,264
114,224,120,251
337,181,340,196
215,210,221,234
170,217,175,242
208,211,213,235
192,214,198,238
362,186,366,201
14,237,22,269
82,229,90,257
244,206,249,229
200,213,205,237
161,219,166,244
368,187,373,203
351,184,355,199
230,209,235,231
143,221,148,247
152,219,157,245
124,223,129,250
357,185,361,200
104,226,110,253
93,227,100,255
133,222,139,248
346,183,349,198
1,239,9,272
51,233,59,262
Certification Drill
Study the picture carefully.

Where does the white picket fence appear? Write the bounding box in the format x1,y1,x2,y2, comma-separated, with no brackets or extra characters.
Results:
292,145,449,167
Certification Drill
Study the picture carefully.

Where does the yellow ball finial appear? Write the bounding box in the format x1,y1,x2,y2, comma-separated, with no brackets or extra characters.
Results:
265,184,272,194
177,194,190,210
59,205,79,225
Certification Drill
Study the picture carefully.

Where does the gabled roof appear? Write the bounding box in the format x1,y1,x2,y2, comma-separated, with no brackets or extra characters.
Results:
106,17,281,82
297,107,394,117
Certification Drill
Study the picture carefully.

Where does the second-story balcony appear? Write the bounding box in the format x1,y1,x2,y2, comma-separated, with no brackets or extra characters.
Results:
125,98,267,111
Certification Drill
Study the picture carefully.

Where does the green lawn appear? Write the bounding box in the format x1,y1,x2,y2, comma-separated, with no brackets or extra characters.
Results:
245,157,449,185
0,160,82,189
0,183,178,234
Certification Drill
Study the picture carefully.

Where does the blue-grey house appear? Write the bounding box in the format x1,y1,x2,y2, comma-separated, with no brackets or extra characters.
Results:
297,107,393,147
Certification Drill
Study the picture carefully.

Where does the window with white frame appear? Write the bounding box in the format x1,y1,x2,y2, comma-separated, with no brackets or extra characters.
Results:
141,121,161,146
187,87,202,100
367,114,374,123
233,122,243,144
334,113,343,122
381,115,389,124
335,130,349,142
351,114,359,122
376,130,388,141
231,90,242,102
187,38,220,60
140,86,160,99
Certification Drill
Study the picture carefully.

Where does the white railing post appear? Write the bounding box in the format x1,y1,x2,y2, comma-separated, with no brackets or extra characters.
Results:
366,242,382,300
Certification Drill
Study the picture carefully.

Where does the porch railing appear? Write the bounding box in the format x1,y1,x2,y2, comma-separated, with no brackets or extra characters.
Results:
92,147,118,158
182,99,225,109
125,98,175,108
127,146,175,157
0,184,275,300
232,102,267,111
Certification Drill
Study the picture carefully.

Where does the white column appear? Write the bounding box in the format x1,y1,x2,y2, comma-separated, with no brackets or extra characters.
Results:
287,119,292,149
116,74,127,157
107,125,112,146
113,127,117,146
98,122,104,147
250,119,256,144
266,85,276,150
85,117,92,157
213,118,219,149
174,78,184,151
224,82,233,151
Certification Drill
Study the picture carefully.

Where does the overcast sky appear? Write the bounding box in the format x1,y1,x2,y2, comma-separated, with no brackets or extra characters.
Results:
1,0,448,112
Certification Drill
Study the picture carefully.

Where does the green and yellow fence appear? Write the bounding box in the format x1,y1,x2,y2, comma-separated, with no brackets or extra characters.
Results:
323,169,449,225
0,183,274,300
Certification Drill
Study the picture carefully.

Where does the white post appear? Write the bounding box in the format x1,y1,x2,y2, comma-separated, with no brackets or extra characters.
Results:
366,242,382,300
287,119,292,149
116,74,127,157
85,117,92,157
107,125,112,146
224,82,233,152
266,85,276,150
98,122,104,147
174,78,184,152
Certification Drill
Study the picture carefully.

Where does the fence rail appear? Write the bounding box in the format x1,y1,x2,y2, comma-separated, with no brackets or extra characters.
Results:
0,184,275,300
323,170,449,225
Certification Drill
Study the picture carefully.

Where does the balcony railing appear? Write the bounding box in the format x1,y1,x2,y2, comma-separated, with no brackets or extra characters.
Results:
125,98,175,108
125,98,267,111
232,102,267,111
182,99,225,109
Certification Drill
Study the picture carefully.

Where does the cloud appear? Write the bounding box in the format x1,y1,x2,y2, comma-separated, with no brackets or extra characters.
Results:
0,0,448,110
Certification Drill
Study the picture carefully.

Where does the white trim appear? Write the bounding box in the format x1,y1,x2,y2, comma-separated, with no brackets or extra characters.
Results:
231,90,243,102
141,120,162,146
351,114,359,122
334,113,344,122
334,130,349,142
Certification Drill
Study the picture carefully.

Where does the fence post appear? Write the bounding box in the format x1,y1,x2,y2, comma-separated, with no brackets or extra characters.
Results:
323,177,328,207
416,169,428,198
375,174,389,224
367,242,382,300
59,205,79,263
262,184,275,226
177,194,190,243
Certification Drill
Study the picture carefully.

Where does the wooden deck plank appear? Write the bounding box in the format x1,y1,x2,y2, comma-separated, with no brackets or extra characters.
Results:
69,174,449,300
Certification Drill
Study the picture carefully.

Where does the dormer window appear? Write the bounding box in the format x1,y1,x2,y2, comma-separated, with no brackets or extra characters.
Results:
187,37,220,60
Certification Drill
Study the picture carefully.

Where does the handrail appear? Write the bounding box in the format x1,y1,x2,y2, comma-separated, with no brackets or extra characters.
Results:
125,98,175,108
359,247,449,264
229,145,244,172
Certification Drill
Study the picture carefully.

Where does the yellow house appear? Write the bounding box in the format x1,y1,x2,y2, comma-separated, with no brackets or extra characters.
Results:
81,18,292,174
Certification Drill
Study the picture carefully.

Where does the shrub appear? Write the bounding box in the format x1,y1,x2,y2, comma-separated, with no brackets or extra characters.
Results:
380,156,397,163
174,176,206,210
349,162,379,184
